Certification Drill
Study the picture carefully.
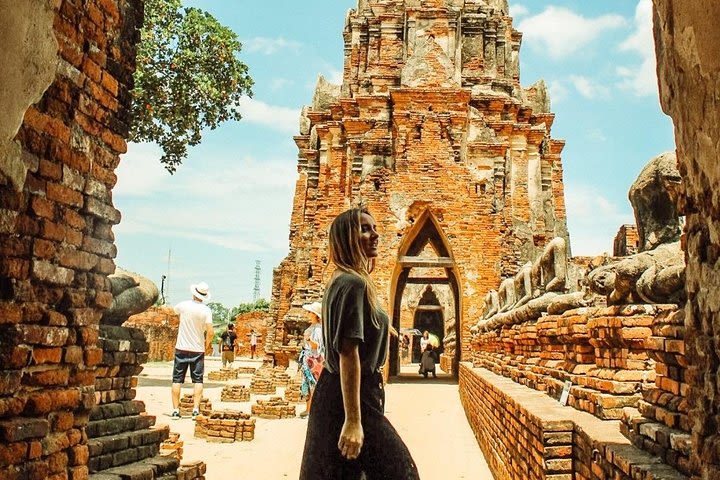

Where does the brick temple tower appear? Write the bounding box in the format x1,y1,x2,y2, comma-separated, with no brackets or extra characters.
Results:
268,0,569,375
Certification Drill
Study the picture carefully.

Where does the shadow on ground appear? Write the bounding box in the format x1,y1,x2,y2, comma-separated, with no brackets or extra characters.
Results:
137,376,226,389
389,373,457,385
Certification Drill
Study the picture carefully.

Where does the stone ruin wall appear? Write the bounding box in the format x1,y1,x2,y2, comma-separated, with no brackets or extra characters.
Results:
269,0,570,372
614,224,640,257
126,306,179,362
232,310,268,359
654,1,720,478
0,0,143,478
458,2,720,479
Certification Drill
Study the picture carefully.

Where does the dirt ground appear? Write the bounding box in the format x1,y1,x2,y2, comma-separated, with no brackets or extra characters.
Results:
136,357,493,479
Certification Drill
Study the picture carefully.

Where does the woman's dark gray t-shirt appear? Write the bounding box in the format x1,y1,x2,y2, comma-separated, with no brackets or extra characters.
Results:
322,272,389,375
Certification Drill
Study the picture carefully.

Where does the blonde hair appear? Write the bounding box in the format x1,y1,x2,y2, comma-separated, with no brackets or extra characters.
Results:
328,208,380,314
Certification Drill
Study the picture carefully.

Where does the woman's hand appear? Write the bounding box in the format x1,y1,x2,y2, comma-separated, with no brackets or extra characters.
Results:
338,419,364,460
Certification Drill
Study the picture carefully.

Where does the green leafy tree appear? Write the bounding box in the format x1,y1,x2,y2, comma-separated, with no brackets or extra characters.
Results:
131,0,253,172
230,298,270,318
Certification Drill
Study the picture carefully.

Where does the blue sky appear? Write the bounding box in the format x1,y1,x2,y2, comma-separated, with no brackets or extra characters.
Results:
113,0,674,306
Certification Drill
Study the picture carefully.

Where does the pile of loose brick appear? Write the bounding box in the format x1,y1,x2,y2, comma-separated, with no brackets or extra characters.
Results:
235,366,257,375
250,376,275,395
272,368,292,389
177,460,207,480
284,380,303,403
179,395,212,417
251,397,296,419
160,432,184,460
87,325,179,479
220,385,251,403
194,410,255,442
250,365,283,395
207,369,238,381
208,365,258,381
622,307,692,476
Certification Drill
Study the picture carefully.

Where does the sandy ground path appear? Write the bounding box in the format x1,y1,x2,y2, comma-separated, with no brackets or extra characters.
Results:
136,358,493,479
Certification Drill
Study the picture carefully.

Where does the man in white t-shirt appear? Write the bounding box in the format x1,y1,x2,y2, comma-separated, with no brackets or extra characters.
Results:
170,282,214,419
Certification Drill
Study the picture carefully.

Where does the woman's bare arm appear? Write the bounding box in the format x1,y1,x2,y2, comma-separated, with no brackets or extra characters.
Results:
338,338,363,460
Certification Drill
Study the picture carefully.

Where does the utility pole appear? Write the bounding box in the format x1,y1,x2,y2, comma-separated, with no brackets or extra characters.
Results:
160,275,167,305
253,260,261,302
166,247,172,304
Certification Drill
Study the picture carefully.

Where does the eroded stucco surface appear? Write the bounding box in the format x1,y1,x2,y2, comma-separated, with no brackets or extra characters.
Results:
0,0,58,191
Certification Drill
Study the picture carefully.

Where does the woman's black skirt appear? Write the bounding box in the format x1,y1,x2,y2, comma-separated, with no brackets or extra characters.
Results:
299,370,419,479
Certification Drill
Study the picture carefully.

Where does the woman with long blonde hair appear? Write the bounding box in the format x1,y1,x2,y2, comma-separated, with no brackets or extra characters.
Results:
299,208,419,479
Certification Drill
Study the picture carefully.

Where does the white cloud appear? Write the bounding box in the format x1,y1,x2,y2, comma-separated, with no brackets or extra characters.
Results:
509,4,528,18
617,0,658,96
115,143,172,196
237,97,300,133
114,151,297,253
325,68,343,85
270,78,292,91
518,6,626,59
547,80,568,104
564,184,634,256
569,75,610,99
586,129,607,142
243,36,302,55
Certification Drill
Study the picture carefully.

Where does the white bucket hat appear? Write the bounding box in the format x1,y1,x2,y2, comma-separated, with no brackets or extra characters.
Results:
302,301,322,319
190,282,211,302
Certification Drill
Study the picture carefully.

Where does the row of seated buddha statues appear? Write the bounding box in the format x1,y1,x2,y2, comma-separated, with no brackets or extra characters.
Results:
467,152,693,475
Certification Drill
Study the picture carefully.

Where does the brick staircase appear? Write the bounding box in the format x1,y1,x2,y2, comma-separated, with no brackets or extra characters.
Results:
88,325,203,480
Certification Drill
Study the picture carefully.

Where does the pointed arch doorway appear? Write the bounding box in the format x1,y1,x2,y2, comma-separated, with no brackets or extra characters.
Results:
388,210,462,378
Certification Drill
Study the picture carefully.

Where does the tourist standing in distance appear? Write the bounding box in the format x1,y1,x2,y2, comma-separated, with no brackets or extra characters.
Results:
299,301,325,418
419,330,431,352
299,208,419,479
170,282,214,420
220,323,238,368
249,329,259,359
401,334,410,364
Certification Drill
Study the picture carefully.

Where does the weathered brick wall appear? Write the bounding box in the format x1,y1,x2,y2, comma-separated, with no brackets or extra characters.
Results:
460,364,574,479
614,224,640,257
461,364,688,480
233,310,268,359
472,306,668,420
653,2,720,478
126,306,179,362
0,0,141,478
622,308,692,476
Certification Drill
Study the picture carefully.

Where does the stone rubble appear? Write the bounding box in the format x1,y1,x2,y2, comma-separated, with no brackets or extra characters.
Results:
220,385,251,403
178,395,211,419
250,397,296,420
193,411,255,443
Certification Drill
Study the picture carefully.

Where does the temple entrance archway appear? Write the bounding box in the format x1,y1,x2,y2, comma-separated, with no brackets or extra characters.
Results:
389,210,462,378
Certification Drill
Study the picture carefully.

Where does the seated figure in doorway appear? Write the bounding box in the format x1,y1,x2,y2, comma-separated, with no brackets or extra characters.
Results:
418,344,437,378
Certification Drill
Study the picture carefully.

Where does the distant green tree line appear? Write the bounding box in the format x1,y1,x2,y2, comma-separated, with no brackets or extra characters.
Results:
207,299,269,344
